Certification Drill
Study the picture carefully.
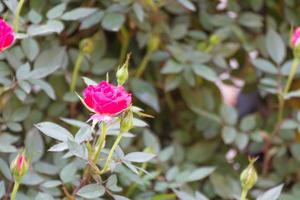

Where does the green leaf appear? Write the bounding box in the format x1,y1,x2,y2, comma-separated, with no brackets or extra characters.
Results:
192,64,218,82
101,12,125,32
222,126,237,144
133,3,144,22
290,144,300,162
75,125,92,143
281,119,298,130
28,20,64,36
67,140,88,159
174,190,195,200
252,58,278,74
257,184,284,200
21,38,39,61
186,166,216,182
25,129,44,163
11,106,30,122
240,115,256,132
176,0,196,11
76,184,105,199
0,181,5,199
47,3,67,19
265,29,286,64
29,79,56,100
161,60,184,74
130,78,160,112
235,134,249,150
60,163,77,183
220,104,238,125
0,158,12,180
35,122,73,142
41,180,62,188
112,195,130,200
35,193,54,200
61,8,97,20
239,12,263,28
124,152,156,163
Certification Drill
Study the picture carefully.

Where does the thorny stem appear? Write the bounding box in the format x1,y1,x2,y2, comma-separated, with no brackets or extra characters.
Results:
13,0,25,33
284,58,299,94
100,131,124,174
70,52,84,91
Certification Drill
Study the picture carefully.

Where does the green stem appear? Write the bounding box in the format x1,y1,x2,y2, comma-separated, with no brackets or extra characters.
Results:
70,52,84,91
13,0,26,33
93,122,107,163
119,27,130,63
284,58,299,95
11,180,20,200
135,51,152,77
241,189,248,200
100,131,124,174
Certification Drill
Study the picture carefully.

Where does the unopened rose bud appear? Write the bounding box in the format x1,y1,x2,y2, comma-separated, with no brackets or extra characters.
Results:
147,35,160,52
80,38,94,54
10,152,29,180
291,27,300,58
120,107,133,132
117,54,130,85
209,34,221,45
240,157,258,191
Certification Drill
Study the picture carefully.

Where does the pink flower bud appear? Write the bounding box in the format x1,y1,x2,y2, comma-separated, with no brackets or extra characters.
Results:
291,27,300,48
0,18,14,52
10,152,29,179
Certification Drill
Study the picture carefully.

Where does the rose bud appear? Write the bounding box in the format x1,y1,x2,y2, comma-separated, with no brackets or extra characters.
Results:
0,18,14,52
10,152,29,180
291,27,300,58
240,157,258,191
120,107,133,132
83,81,132,122
116,54,130,86
79,38,94,54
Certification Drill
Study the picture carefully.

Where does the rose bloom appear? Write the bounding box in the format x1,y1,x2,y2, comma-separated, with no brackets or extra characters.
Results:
0,19,14,51
291,27,300,48
83,81,132,120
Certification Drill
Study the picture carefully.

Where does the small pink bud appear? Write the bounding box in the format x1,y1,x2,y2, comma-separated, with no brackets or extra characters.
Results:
10,152,29,179
291,27,300,48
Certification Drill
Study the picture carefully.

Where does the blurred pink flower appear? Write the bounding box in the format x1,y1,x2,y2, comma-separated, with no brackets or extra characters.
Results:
291,27,300,48
0,18,14,51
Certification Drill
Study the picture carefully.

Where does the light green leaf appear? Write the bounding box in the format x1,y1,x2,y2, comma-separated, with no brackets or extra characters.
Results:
25,129,44,163
29,79,56,99
61,8,97,20
176,0,196,11
21,38,39,61
47,3,67,19
41,180,62,188
257,184,284,200
240,115,256,132
35,193,54,200
222,126,237,144
101,12,125,32
130,78,160,112
124,152,156,163
60,163,77,183
161,60,184,74
0,181,5,199
75,125,92,143
76,184,105,199
186,166,216,182
35,122,73,142
220,104,238,125
265,29,286,64
192,64,218,82
252,58,278,74
0,158,12,180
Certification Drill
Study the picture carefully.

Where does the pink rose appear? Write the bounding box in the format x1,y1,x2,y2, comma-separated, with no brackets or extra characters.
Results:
291,27,300,48
0,19,14,52
83,81,132,117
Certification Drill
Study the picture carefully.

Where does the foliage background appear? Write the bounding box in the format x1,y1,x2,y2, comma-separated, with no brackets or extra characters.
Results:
1,0,300,199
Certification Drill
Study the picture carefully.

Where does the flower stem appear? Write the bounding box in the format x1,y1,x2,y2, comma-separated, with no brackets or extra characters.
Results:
241,189,248,200
93,122,107,163
13,0,26,33
70,52,84,91
284,58,299,95
135,51,151,77
11,180,20,200
119,27,130,64
100,131,124,174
